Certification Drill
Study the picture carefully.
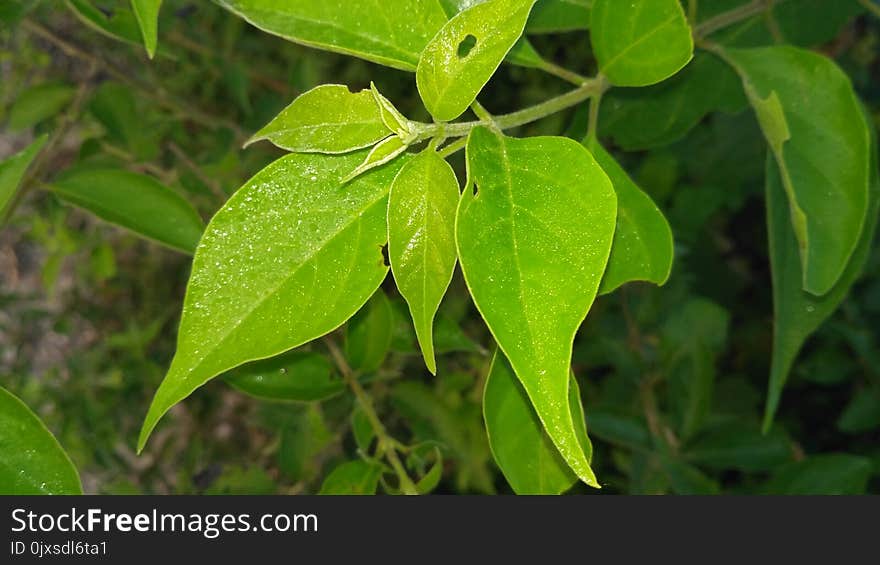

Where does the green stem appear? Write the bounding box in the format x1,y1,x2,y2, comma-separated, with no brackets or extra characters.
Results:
537,60,591,86
586,83,605,143
324,338,419,495
688,0,699,25
694,0,780,38
858,0,880,19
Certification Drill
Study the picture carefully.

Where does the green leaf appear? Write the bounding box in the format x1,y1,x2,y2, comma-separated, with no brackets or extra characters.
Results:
216,0,448,71
0,386,82,495
89,82,159,161
66,0,143,46
761,454,873,495
224,350,343,402
599,53,746,150
345,290,394,373
351,407,376,452
342,135,408,183
837,388,880,434
7,83,75,131
246,84,391,154
417,0,537,121
0,135,47,222
527,0,590,33
484,351,591,494
370,83,413,139
587,140,673,295
388,150,460,374
319,460,383,494
724,45,871,295
49,168,205,254
138,152,408,451
456,127,616,487
130,0,161,58
590,0,693,87
684,420,793,473
764,128,879,429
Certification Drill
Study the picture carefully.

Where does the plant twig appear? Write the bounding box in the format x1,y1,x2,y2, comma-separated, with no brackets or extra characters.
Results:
324,337,419,495
858,0,880,19
694,0,781,38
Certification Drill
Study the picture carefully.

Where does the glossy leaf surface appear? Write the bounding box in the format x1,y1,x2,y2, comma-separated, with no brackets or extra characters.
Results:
387,150,460,374
139,152,408,451
130,0,161,58
456,127,616,487
0,386,82,495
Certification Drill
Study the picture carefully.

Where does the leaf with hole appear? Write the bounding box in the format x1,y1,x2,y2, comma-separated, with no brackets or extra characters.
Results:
247,85,392,154
388,150,460,374
417,0,538,121
50,167,205,254
724,45,871,295
587,139,673,294
138,151,409,451
591,0,693,87
215,0,448,71
484,351,591,494
457,127,616,487
0,135,47,222
0,386,82,495
130,0,161,58
345,290,394,374
224,350,343,402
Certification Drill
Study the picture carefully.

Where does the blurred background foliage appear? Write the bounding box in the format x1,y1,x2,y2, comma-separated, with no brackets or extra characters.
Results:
1,0,878,494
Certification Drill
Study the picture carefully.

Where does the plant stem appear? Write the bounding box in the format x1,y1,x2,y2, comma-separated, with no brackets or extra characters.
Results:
438,137,468,158
586,84,605,143
694,0,781,38
418,78,607,141
858,0,880,19
324,338,419,495
688,0,699,25
537,60,591,86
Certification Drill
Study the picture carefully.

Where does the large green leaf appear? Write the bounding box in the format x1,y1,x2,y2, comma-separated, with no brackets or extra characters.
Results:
684,420,793,473
138,152,409,451
417,0,537,121
0,386,82,495
247,85,391,154
130,0,161,58
0,135,47,221
215,0,448,71
50,168,205,254
7,83,75,131
590,0,693,87
587,139,673,294
724,46,871,295
598,53,746,150
483,351,592,494
387,150,459,374
764,130,879,429
224,350,343,402
456,127,616,487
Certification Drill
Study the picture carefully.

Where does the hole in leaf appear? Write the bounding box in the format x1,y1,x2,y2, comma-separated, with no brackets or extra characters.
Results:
457,35,477,58
472,182,479,196
380,244,390,267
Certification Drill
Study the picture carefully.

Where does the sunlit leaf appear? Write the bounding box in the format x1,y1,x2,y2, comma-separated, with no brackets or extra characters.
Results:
457,127,616,487
130,0,161,58
138,152,409,451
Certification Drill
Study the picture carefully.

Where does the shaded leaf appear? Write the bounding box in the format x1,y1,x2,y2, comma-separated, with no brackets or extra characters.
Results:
346,290,394,373
587,139,673,294
0,135,47,221
761,454,873,495
224,350,343,402
724,45,871,295
484,351,591,494
50,168,205,254
7,83,75,131
319,460,383,494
